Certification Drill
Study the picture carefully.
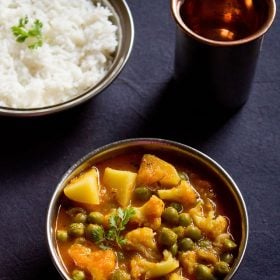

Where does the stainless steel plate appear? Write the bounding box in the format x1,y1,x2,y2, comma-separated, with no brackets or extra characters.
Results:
0,0,134,117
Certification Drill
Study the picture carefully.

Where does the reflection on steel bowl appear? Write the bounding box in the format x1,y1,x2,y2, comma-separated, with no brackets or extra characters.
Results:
47,138,248,280
0,0,134,117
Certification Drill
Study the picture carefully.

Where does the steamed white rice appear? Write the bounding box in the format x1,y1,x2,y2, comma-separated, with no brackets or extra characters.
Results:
0,0,118,108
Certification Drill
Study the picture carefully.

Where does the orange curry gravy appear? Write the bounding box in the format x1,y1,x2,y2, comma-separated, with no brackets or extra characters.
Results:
55,151,240,280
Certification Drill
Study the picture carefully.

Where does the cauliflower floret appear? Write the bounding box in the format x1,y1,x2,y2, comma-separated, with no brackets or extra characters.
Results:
213,232,237,252
131,195,164,230
125,227,160,260
189,203,228,239
213,233,231,248
68,244,116,280
131,250,179,279
179,250,197,275
180,248,218,276
158,180,198,208
195,248,218,264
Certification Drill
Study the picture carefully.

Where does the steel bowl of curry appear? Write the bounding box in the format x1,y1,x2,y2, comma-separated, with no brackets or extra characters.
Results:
46,138,248,280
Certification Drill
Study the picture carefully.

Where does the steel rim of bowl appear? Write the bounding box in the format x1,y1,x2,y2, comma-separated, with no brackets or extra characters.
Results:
0,0,134,117
46,138,249,280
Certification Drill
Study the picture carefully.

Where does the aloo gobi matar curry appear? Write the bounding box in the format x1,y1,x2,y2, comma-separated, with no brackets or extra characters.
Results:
55,153,238,280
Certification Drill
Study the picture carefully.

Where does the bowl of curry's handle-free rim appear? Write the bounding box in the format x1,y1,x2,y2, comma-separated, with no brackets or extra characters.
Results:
0,0,134,117
47,138,248,280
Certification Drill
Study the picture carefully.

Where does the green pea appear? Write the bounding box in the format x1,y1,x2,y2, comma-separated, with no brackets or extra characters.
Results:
110,269,130,280
87,212,104,225
56,230,68,242
162,207,179,225
170,243,178,257
67,207,86,217
172,226,186,239
86,224,96,236
179,238,194,251
220,252,234,264
158,227,178,247
68,223,85,237
195,264,216,280
169,202,183,213
223,239,237,251
73,213,87,223
186,225,202,241
214,261,230,277
134,186,152,201
86,224,104,243
72,269,85,280
178,213,192,226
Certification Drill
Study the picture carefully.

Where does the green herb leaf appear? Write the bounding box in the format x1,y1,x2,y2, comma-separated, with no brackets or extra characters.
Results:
91,225,105,243
11,16,43,49
19,16,28,26
89,207,135,250
109,214,117,229
107,207,135,248
118,238,127,246
122,207,135,227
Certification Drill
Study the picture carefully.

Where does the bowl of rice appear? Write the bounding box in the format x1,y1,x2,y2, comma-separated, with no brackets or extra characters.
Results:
0,0,134,116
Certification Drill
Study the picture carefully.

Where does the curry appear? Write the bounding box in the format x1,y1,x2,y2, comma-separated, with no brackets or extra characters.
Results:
55,152,239,280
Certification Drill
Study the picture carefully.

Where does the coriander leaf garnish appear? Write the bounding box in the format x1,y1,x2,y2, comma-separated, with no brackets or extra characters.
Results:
90,225,105,243
11,16,43,49
106,207,135,248
89,207,135,249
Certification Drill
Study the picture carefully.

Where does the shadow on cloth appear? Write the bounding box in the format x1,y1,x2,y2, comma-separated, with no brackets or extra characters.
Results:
0,101,92,168
137,78,240,146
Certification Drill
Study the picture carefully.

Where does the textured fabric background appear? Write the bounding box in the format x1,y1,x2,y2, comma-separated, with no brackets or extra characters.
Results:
0,1,279,279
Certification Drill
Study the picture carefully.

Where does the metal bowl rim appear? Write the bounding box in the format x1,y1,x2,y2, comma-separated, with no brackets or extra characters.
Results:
46,137,249,280
0,0,134,117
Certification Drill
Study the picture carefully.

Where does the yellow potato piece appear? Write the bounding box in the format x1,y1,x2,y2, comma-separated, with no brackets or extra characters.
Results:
136,154,181,188
103,167,137,207
64,168,100,205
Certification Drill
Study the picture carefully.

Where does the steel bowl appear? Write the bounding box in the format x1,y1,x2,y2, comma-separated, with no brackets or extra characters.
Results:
0,0,134,117
46,138,248,280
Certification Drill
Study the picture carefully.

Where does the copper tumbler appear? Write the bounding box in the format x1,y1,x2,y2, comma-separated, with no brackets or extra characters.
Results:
171,0,276,109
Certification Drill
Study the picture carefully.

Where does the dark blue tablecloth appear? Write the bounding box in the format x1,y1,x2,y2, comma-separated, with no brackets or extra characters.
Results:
0,1,279,279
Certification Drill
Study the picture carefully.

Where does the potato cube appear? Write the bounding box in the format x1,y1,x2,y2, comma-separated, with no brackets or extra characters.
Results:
136,154,180,188
64,168,100,205
103,167,137,207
